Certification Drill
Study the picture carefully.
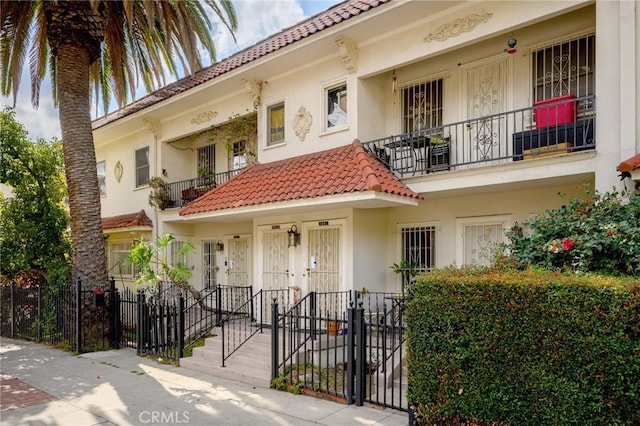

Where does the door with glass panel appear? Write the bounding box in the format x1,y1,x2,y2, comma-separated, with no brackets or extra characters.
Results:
462,57,510,165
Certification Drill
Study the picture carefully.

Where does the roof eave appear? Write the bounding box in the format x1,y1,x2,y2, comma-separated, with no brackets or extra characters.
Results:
178,191,419,223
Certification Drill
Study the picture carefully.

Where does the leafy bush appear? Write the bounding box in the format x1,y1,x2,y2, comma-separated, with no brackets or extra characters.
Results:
407,267,640,425
505,189,640,276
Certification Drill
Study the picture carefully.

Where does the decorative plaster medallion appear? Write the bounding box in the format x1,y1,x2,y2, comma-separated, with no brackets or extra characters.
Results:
424,13,493,43
293,106,312,142
190,110,218,125
114,160,123,183
335,37,358,73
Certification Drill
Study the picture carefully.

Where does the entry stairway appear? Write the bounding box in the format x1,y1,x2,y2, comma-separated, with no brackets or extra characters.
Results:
180,326,273,387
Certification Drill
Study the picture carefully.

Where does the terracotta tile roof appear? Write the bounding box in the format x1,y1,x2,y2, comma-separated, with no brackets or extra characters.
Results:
92,0,390,130
180,140,421,216
618,153,640,172
102,210,153,230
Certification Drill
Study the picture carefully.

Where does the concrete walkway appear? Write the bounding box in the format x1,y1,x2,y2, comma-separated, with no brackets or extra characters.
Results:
0,339,407,425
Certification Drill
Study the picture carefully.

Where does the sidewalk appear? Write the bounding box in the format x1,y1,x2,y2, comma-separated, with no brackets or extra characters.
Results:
0,339,407,426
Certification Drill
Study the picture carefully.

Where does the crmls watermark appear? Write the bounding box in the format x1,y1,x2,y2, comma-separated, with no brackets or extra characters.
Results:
139,410,190,424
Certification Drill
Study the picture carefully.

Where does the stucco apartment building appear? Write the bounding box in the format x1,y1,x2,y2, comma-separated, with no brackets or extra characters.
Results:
94,0,640,299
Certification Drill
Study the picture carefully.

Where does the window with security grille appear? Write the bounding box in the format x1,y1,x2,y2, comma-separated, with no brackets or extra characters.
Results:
202,240,218,289
400,225,436,273
108,242,139,277
401,79,443,133
532,34,595,110
197,144,215,176
463,223,504,266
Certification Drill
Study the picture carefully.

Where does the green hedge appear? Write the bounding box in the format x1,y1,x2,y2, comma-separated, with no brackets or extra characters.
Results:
407,268,640,425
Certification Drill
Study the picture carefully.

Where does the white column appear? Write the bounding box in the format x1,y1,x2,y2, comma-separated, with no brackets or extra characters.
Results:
594,0,638,193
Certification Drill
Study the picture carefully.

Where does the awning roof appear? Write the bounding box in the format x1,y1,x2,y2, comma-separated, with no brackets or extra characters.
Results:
179,140,421,221
618,153,640,173
102,210,152,231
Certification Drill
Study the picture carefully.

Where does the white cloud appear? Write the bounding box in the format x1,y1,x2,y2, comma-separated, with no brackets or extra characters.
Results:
0,0,334,142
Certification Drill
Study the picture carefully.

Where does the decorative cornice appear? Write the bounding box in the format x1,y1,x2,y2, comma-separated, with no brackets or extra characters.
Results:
242,77,268,109
335,37,357,73
190,110,218,125
424,13,492,43
293,106,312,142
142,118,161,139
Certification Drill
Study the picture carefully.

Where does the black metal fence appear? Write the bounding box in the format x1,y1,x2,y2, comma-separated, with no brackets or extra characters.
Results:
270,290,408,412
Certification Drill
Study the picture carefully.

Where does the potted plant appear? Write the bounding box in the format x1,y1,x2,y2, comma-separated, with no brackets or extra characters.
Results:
148,177,174,210
390,259,419,295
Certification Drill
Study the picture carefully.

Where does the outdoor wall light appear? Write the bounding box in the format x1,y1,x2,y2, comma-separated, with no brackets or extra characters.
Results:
506,37,517,54
287,225,300,247
215,240,224,252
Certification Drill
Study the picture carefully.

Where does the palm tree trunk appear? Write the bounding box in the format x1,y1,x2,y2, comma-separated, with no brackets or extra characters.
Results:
57,45,108,288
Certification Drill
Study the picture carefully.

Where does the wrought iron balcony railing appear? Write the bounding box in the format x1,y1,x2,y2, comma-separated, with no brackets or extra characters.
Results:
164,168,244,209
363,95,595,179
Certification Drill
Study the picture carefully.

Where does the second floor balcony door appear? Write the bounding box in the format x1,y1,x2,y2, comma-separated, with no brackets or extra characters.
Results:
462,56,510,166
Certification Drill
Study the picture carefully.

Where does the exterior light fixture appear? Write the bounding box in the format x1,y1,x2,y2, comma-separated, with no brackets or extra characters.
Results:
506,37,517,54
287,225,300,247
215,240,224,252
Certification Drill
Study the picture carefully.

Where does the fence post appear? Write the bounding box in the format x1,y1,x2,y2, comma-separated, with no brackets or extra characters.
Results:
109,278,116,349
310,291,317,340
177,293,185,359
355,302,366,406
37,285,42,342
10,282,15,339
271,298,279,382
76,278,82,353
249,285,255,324
216,284,222,325
113,289,121,350
346,301,355,405
136,290,143,355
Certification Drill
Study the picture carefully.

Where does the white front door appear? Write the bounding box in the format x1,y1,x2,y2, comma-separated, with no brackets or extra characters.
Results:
260,227,291,292
304,221,343,317
462,56,510,164
225,236,251,287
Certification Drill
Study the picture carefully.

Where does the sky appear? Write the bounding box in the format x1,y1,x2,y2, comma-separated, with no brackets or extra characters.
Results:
1,0,339,142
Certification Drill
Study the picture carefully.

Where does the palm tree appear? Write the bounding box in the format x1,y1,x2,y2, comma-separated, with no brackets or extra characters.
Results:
0,1,237,287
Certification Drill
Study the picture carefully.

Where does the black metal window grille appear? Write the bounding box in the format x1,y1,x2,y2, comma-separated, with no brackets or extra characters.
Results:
401,225,436,273
401,79,443,133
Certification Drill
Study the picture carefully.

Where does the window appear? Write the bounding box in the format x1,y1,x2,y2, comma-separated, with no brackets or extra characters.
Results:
170,240,190,267
532,34,595,109
400,225,436,273
135,147,149,187
202,240,218,289
267,102,285,146
462,222,505,266
97,160,106,196
232,141,247,170
326,84,347,128
108,242,138,277
197,144,215,177
401,79,443,133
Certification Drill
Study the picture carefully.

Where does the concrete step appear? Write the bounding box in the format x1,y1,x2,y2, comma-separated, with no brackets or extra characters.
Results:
180,327,273,387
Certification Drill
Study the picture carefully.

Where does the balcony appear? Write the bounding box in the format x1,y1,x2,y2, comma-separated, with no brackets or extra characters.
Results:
362,95,595,179
164,169,244,209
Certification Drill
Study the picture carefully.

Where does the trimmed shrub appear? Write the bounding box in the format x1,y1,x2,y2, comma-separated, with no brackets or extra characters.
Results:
407,267,640,425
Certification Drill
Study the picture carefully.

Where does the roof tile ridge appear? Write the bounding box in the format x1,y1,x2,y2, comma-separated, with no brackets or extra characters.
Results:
352,139,382,192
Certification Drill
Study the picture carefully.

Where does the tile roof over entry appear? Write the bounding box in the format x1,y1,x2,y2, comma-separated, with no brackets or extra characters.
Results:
180,141,420,216
618,153,640,172
93,0,390,130
102,210,153,230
